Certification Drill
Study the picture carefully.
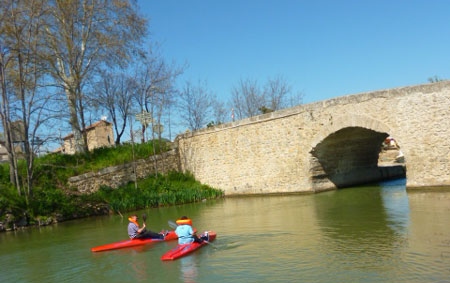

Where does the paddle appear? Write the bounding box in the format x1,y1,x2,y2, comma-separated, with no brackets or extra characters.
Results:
142,213,147,223
168,220,217,248
142,213,147,232
168,220,177,230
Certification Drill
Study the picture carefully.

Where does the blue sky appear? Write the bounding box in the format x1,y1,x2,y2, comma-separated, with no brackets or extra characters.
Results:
137,0,450,105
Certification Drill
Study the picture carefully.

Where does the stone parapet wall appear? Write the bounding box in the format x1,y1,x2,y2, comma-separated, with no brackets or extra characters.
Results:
68,149,179,194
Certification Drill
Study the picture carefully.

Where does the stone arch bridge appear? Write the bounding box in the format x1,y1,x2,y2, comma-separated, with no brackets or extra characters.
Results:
176,82,450,195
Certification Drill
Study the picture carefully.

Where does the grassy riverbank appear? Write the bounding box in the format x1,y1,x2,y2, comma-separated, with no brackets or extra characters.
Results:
0,141,224,231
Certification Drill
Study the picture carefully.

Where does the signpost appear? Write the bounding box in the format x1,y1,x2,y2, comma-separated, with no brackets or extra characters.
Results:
135,111,164,141
135,110,152,126
135,111,152,142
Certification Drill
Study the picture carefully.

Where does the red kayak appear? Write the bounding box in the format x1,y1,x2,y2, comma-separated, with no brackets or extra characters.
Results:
161,231,217,261
91,230,178,252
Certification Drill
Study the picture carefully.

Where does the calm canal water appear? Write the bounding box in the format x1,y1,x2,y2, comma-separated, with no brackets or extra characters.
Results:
1,178,450,283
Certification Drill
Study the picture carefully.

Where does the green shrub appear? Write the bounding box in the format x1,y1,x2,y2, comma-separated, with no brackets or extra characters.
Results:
0,184,26,218
89,172,224,213
29,187,68,216
0,140,224,225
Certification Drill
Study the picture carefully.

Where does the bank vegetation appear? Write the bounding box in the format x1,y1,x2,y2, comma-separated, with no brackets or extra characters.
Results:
0,141,224,232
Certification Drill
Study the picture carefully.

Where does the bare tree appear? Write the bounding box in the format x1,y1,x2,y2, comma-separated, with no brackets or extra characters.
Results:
210,98,228,126
90,70,134,145
428,76,445,83
131,46,184,142
263,75,291,111
0,44,20,190
286,90,304,108
179,80,215,131
42,0,147,153
231,78,263,120
231,75,303,119
0,0,53,197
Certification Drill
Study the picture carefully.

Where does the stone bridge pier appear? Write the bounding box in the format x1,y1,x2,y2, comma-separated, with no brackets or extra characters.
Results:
176,82,450,195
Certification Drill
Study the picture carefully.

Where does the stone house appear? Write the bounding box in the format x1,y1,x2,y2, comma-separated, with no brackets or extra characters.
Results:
56,120,114,154
0,120,26,162
0,142,10,162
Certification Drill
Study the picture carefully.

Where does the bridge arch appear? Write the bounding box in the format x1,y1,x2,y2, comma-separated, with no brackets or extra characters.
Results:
309,115,405,191
310,114,393,147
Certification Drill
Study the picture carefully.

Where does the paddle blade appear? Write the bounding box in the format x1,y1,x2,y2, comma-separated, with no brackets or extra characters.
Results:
142,213,147,223
168,220,178,229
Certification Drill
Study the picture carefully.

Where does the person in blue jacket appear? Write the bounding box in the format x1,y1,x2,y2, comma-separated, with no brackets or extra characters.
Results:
174,216,208,244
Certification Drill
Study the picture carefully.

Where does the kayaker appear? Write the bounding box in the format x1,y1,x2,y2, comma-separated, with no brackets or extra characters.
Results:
174,216,208,244
128,214,166,239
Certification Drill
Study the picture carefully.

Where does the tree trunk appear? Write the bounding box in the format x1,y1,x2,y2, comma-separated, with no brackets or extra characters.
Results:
0,50,20,192
66,87,86,153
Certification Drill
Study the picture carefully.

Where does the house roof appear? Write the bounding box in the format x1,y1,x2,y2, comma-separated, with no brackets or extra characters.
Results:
63,120,112,140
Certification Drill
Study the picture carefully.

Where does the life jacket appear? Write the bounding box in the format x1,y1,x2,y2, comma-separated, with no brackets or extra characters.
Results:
128,217,139,227
176,218,193,226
